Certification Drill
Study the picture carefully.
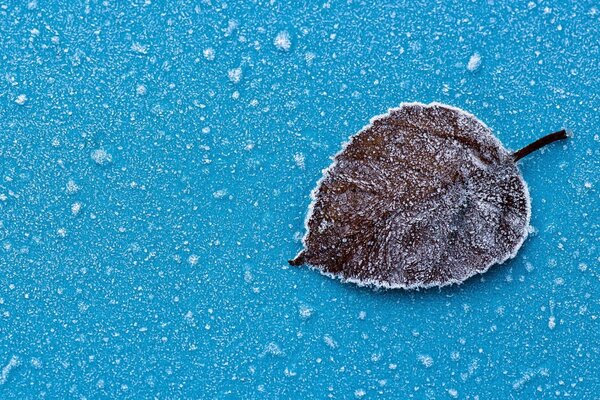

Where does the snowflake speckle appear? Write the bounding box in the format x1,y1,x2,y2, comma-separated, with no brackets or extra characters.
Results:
274,31,292,51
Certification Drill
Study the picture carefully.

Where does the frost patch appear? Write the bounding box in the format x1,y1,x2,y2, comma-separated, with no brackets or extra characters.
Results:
131,42,149,54
228,67,243,84
188,254,199,266
213,189,228,199
0,356,20,385
260,342,284,357
305,52,316,64
512,368,550,391
323,334,338,348
66,179,80,194
467,52,482,71
418,354,434,368
15,94,27,105
203,48,215,61
91,149,112,165
274,31,292,51
298,305,313,319
293,153,305,169
71,202,82,215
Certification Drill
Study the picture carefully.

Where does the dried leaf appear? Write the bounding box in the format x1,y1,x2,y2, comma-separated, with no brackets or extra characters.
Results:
290,102,567,289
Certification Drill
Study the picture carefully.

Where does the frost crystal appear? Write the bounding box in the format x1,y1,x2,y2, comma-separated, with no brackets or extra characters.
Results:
15,94,27,105
298,305,313,319
0,356,20,385
467,53,482,71
228,67,242,84
418,354,434,368
136,84,147,95
274,31,292,51
66,179,80,194
203,47,215,61
91,149,112,165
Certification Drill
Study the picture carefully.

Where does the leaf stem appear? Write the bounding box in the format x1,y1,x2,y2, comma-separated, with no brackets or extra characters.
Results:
512,129,569,161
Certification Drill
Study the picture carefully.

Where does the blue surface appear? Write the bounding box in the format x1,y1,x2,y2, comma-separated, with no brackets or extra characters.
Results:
1,1,598,398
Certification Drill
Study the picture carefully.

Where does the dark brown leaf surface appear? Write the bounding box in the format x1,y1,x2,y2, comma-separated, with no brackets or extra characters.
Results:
290,102,530,289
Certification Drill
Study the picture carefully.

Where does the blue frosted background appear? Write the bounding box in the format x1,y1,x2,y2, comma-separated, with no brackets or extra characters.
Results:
0,1,598,398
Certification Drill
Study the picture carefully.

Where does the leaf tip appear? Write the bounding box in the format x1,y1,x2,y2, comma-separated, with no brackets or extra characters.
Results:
288,251,306,267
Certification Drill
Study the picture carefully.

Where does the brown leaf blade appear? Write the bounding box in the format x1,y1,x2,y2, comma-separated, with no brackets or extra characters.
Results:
291,102,530,289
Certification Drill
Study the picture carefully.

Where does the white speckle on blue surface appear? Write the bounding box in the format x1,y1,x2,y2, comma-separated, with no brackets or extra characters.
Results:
131,42,148,54
293,153,305,169
298,304,313,319
212,189,228,199
70,202,82,215
228,67,243,83
14,94,27,105
136,84,147,96
548,316,556,330
203,47,216,61
305,52,316,65
91,149,112,165
274,31,292,51
323,335,338,348
467,53,482,71
261,342,284,357
30,358,42,369
418,354,434,368
0,356,20,385
65,179,80,194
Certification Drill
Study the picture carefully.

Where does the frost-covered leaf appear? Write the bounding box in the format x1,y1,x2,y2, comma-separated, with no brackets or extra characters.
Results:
290,102,567,289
